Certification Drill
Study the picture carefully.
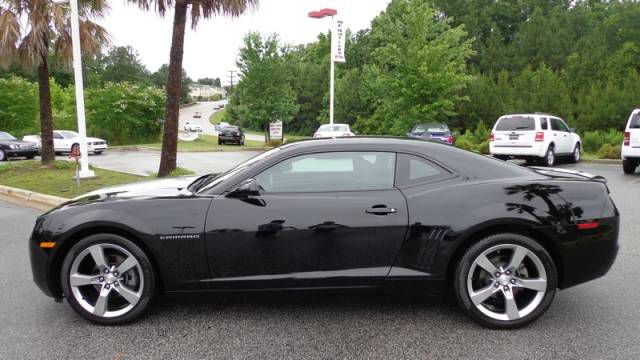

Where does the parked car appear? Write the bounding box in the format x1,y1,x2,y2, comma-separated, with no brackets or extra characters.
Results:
51,130,108,155
0,131,39,161
193,112,202,119
30,137,618,328
407,123,455,145
622,109,640,174
490,114,581,167
313,124,355,138
218,126,245,145
183,122,202,132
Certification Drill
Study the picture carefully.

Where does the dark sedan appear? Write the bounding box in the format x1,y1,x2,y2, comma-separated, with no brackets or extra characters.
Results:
0,131,40,161
218,126,245,145
408,123,455,145
29,137,618,328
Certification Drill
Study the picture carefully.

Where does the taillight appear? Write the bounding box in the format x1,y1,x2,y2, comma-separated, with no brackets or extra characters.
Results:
535,132,544,142
489,132,494,142
577,220,599,230
624,132,630,146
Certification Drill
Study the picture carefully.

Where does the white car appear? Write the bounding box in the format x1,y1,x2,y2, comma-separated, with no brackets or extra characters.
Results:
622,109,640,174
313,124,355,138
490,114,581,167
53,130,108,154
183,122,202,132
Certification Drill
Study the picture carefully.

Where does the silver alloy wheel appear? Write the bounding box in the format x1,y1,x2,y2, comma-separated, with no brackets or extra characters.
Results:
466,244,547,321
69,243,144,318
546,148,555,166
574,146,581,162
0,149,5,161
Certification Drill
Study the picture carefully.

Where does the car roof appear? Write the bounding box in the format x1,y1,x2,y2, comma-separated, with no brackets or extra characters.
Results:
498,114,559,119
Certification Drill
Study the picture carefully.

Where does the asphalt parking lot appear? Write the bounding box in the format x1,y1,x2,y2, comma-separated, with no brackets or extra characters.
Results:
1,162,639,359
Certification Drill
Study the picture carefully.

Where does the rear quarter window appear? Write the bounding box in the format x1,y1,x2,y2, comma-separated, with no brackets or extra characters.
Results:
495,116,536,131
629,113,640,129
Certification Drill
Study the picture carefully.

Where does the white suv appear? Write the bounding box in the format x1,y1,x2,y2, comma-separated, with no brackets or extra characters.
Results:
622,109,640,174
490,114,581,167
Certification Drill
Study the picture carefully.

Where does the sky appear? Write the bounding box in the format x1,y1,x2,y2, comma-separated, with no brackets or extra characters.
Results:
100,0,392,84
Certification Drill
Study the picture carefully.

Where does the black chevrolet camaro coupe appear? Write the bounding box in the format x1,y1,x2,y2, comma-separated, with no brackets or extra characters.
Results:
29,138,619,328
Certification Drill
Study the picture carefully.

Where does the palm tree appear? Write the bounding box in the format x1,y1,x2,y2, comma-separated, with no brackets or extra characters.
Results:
0,0,108,165
128,0,258,177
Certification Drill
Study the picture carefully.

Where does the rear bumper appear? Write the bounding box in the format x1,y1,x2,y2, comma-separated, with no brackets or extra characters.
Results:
558,216,619,289
490,143,546,157
621,145,640,159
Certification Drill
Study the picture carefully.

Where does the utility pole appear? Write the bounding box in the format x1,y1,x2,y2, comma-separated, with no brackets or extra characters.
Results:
227,70,236,93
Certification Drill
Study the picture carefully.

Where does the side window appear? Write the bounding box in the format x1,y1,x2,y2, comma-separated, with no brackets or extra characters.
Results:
550,118,562,131
396,154,448,187
540,118,548,130
558,119,570,132
255,152,396,193
53,133,63,139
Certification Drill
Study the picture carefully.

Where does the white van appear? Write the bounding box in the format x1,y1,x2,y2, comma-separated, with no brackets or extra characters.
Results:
490,114,581,167
622,109,640,174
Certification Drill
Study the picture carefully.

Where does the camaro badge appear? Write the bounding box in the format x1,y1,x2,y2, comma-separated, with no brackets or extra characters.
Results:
159,234,200,240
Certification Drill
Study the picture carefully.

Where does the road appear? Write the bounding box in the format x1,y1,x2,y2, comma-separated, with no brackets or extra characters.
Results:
1,163,639,359
179,101,265,142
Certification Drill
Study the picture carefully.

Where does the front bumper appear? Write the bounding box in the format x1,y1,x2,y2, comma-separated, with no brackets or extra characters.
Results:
29,214,59,299
6,149,39,158
219,135,243,142
88,144,108,153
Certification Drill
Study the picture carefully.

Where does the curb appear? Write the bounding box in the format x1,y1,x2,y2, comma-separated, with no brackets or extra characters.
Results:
0,185,67,211
581,159,621,165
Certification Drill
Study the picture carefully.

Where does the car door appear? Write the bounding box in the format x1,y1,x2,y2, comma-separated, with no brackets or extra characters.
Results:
550,118,571,153
203,151,409,290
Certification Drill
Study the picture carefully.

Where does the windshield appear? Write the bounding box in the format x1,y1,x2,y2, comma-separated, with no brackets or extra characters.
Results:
195,147,284,193
318,124,348,132
0,132,16,141
495,116,536,131
413,123,449,133
60,131,80,138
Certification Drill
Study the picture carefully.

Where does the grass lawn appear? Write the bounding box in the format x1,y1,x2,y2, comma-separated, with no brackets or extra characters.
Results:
210,108,226,125
0,160,147,198
138,134,268,152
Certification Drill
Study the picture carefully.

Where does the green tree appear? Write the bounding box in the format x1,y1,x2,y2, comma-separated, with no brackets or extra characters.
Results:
0,76,39,136
231,32,298,135
93,46,151,85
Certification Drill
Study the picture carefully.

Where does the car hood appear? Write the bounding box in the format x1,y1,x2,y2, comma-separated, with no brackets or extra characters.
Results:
0,139,37,146
75,176,200,201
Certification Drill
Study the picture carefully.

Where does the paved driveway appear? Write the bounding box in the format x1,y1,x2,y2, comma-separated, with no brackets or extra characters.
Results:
1,163,639,359
180,101,265,142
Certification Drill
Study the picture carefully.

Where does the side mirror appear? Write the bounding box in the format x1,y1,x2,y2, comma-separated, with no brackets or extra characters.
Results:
227,178,260,198
570,128,576,133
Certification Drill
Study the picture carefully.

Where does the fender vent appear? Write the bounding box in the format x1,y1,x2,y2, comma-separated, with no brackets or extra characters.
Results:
415,227,448,270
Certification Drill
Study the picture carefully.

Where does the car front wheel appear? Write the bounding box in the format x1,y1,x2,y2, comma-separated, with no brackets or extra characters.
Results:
60,234,156,325
571,144,581,163
454,233,557,329
0,149,6,161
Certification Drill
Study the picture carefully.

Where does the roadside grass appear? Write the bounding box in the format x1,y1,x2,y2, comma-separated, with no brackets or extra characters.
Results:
138,135,268,152
209,108,226,125
0,160,146,198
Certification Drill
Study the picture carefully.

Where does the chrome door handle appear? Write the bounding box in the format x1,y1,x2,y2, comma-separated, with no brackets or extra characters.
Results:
366,207,397,215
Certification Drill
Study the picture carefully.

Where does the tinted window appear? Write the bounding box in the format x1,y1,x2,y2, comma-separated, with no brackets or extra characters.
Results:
53,133,64,139
629,113,640,129
551,118,569,132
255,152,395,193
540,118,548,130
495,116,535,131
396,154,447,187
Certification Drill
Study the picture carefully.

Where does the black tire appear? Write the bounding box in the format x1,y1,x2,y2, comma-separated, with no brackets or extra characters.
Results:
570,143,581,163
26,155,35,160
60,233,156,325
0,149,6,162
94,151,103,155
218,139,223,145
542,145,556,167
454,233,557,329
623,159,637,175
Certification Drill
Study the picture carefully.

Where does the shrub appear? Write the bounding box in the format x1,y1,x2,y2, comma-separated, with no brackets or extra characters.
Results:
597,144,621,159
581,129,624,153
169,167,196,177
454,138,474,151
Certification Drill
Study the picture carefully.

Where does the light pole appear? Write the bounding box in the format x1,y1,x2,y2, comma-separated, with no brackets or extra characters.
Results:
309,8,338,125
56,0,94,177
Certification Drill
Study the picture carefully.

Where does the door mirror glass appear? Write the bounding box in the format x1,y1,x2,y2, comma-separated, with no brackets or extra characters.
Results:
228,178,260,198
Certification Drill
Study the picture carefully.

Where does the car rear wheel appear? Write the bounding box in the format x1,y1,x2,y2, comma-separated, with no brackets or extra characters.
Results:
623,159,637,174
542,146,556,167
454,233,557,329
571,144,581,163
61,234,156,325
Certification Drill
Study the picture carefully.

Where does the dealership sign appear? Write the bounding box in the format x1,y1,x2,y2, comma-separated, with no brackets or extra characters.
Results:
269,120,283,140
332,19,346,63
